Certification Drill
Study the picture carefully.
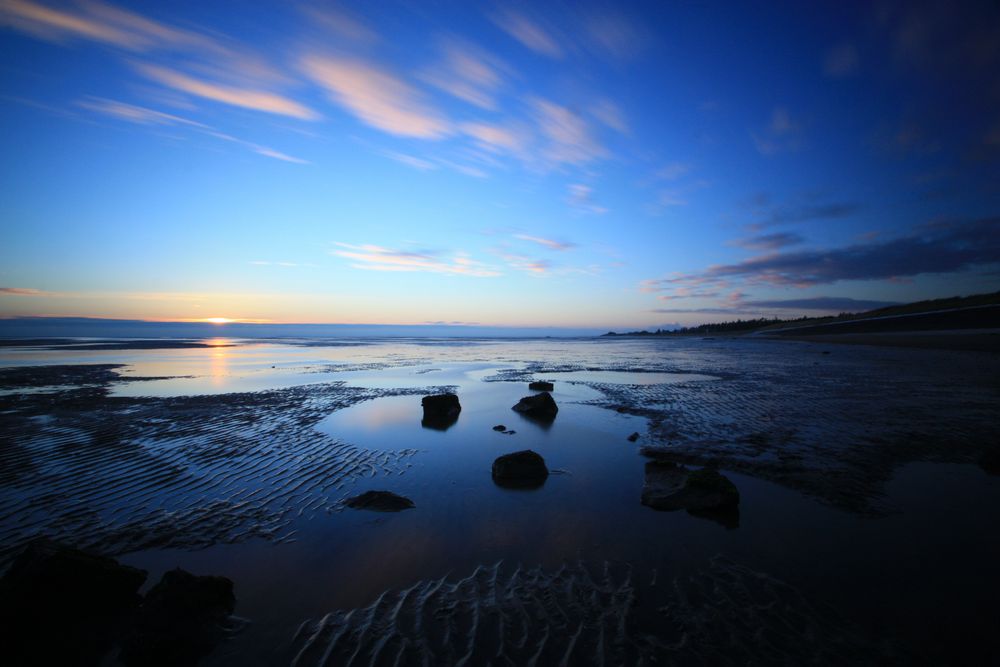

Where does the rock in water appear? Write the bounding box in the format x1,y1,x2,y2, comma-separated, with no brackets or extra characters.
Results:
529,380,555,391
0,537,147,665
511,392,558,421
344,490,415,511
641,462,740,512
493,424,507,431
627,432,641,442
492,450,549,488
421,393,461,430
119,568,236,666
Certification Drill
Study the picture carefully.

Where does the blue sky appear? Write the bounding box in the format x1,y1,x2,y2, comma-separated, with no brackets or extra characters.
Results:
1,0,998,329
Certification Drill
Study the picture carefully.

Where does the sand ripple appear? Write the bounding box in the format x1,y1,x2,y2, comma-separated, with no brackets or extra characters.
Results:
489,348,1000,513
0,366,431,562
289,556,896,666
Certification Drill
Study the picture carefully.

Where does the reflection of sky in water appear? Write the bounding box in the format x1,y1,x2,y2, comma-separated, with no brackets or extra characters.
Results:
0,337,730,397
536,370,719,385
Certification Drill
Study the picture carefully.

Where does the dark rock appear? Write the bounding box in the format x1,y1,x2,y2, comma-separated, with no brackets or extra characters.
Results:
119,568,236,666
641,462,740,513
344,490,415,511
980,449,1000,475
492,450,549,489
493,424,507,431
511,392,558,421
0,537,147,665
627,432,641,442
529,380,555,391
421,393,461,430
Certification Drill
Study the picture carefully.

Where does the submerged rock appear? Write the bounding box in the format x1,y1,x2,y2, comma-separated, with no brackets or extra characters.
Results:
344,490,415,511
421,393,461,430
627,432,641,442
641,462,740,514
0,537,148,665
120,568,236,666
493,424,507,431
512,392,558,421
529,380,555,391
492,450,549,488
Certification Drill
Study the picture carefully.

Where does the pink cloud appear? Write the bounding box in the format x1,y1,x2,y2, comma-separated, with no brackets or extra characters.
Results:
332,244,499,277
491,9,563,59
301,54,449,139
514,234,576,251
421,39,508,110
136,63,319,120
532,98,607,166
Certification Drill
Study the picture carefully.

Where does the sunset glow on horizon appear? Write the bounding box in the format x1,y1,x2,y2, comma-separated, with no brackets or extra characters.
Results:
1,1,998,331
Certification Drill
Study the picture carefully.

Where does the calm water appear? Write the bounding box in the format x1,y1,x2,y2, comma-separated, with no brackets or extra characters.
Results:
1,336,998,664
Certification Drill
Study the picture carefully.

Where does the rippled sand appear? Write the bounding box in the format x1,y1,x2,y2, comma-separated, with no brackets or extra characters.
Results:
1,337,998,664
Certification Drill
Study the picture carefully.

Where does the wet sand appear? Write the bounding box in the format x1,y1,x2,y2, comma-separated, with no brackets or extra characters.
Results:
1,337,998,664
771,330,1000,352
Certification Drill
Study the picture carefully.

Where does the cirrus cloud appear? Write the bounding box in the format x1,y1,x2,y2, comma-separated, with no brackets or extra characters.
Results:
136,63,319,120
491,8,563,59
332,243,499,277
301,54,449,139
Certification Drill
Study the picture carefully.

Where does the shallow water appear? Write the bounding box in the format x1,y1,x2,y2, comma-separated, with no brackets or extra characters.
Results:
1,336,999,664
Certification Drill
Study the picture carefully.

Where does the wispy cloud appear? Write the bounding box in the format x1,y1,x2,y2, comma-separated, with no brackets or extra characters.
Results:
77,96,207,127
582,10,646,61
567,183,608,214
332,243,499,277
460,121,529,157
421,38,508,110
532,98,607,167
382,150,436,171
491,8,563,59
493,250,551,275
644,217,1000,293
301,54,449,139
302,4,378,44
751,198,861,228
651,306,745,315
199,129,310,164
0,0,224,53
590,99,628,134
655,288,720,301
437,158,488,179
136,63,319,120
0,286,50,296
514,234,576,251
246,144,309,164
641,163,706,215
79,96,308,163
732,231,804,250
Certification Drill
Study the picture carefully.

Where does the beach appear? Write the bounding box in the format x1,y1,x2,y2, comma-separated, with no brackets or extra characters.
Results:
1,336,999,664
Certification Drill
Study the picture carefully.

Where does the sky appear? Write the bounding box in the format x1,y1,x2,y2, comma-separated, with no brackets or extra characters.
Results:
1,0,999,331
